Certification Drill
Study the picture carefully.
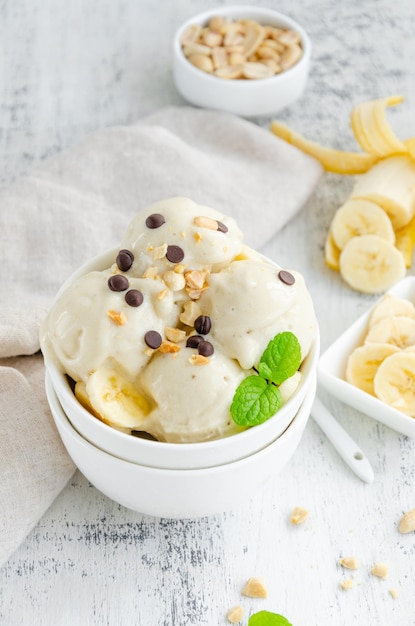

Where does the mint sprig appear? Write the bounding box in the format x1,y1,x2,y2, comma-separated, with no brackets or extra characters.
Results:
248,610,293,626
230,332,302,427
230,376,282,427
258,332,302,386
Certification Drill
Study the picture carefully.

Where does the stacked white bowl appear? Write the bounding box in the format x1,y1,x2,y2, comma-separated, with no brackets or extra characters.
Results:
43,250,319,518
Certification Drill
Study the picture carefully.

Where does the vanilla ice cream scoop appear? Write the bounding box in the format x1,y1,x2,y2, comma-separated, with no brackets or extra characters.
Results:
45,268,179,382
121,196,243,276
139,348,248,443
198,257,317,370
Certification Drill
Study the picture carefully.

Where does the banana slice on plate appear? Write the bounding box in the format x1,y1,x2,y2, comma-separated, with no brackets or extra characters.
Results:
368,293,415,328
374,352,415,416
365,315,415,349
351,155,415,230
86,367,151,430
346,342,400,395
331,199,395,250
339,234,406,294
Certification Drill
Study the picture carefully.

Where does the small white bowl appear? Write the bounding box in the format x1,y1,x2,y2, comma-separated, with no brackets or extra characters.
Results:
46,371,316,518
43,248,319,470
172,5,311,117
318,276,415,438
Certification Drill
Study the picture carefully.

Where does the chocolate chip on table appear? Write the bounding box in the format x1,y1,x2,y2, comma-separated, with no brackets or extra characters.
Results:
166,245,185,264
194,315,211,335
145,213,165,229
186,334,204,348
108,274,129,292
125,289,143,307
116,249,134,272
216,221,228,233
144,330,162,349
278,270,295,285
198,340,214,357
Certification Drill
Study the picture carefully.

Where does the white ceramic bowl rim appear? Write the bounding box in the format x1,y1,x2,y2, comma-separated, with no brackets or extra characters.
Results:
46,370,316,476
44,246,319,455
173,5,311,84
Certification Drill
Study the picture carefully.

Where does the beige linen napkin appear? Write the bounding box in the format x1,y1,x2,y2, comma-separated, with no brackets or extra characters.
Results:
0,105,322,567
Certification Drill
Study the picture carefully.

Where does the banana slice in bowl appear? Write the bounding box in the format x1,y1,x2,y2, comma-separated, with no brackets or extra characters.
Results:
318,276,415,438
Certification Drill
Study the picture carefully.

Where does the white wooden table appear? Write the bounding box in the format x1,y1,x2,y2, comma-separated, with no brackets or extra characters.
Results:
1,1,415,624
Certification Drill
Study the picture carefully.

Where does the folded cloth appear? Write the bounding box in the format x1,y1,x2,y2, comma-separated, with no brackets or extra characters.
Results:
0,105,322,567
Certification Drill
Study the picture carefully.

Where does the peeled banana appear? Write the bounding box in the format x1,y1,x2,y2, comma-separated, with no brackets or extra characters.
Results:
271,95,415,292
351,155,415,230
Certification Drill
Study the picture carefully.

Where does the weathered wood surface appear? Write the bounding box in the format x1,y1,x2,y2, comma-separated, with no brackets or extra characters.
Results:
1,0,415,624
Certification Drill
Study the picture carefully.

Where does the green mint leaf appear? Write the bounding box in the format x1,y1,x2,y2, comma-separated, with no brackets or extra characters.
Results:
248,610,293,626
230,376,282,426
257,332,302,386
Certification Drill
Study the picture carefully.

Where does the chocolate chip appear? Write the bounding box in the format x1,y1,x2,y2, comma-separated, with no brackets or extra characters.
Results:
144,330,162,349
278,270,295,285
131,430,158,441
108,274,129,292
186,334,204,348
116,249,134,272
217,221,228,233
194,315,211,335
145,213,165,229
166,245,185,264
198,340,214,357
125,289,143,307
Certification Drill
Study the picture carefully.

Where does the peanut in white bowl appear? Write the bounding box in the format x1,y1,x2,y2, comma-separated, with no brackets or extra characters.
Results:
42,248,320,471
46,371,316,518
172,5,311,117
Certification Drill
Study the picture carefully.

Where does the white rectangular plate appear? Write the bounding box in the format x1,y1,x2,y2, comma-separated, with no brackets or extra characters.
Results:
318,276,415,438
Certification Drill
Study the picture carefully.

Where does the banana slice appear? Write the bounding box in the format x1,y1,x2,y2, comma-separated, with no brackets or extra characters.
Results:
351,155,415,229
279,371,302,403
373,352,415,416
369,294,415,329
86,367,151,430
395,213,415,268
339,234,406,294
331,199,395,250
346,342,400,395
365,316,415,348
350,95,408,156
269,120,377,174
324,228,341,271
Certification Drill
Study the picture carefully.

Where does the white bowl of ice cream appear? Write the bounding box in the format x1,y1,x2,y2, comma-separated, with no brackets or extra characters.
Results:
41,197,319,472
45,369,316,518
172,6,311,117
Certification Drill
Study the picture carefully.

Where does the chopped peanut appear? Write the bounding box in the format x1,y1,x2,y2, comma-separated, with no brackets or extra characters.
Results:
107,310,127,326
241,577,267,598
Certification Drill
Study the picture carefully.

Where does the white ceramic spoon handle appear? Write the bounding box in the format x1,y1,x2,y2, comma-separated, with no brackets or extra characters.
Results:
311,396,374,484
